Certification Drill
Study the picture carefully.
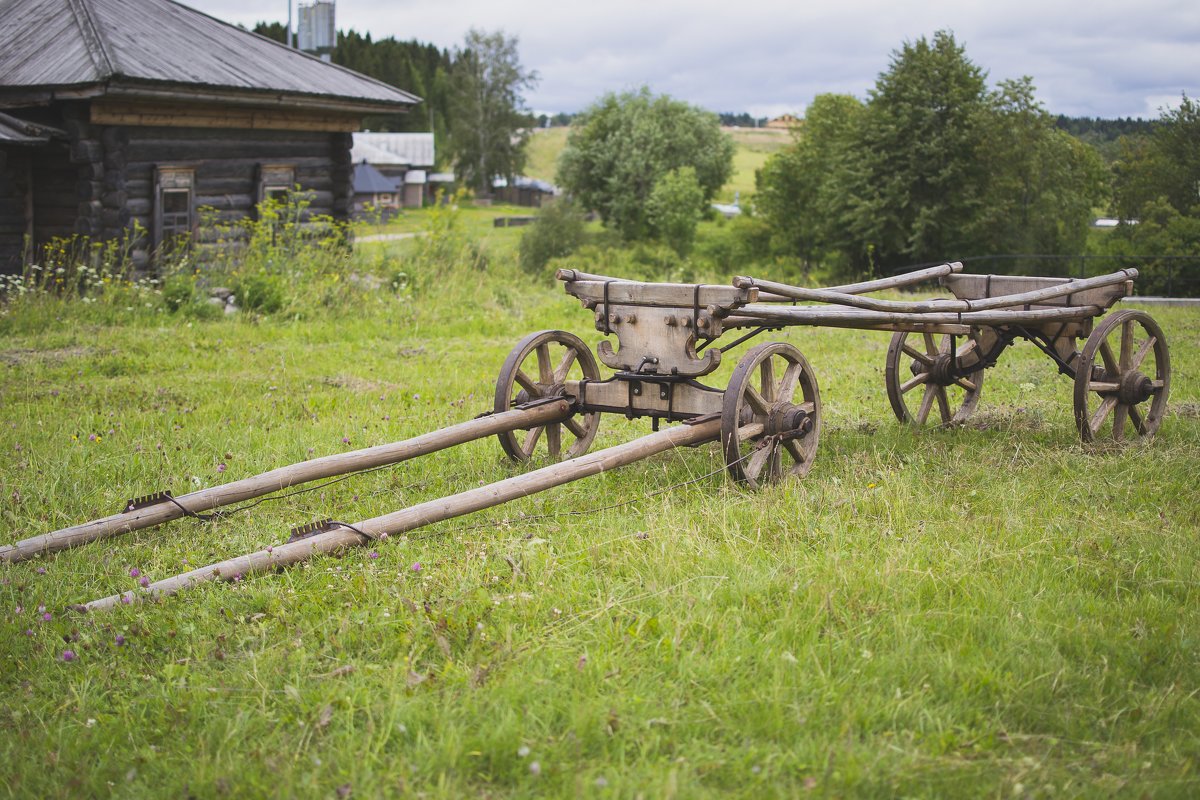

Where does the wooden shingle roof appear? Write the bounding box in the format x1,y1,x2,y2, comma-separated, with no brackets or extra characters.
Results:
0,0,419,113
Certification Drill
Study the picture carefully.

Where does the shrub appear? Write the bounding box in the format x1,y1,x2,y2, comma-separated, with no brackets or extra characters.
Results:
234,272,285,314
518,199,586,273
646,167,704,257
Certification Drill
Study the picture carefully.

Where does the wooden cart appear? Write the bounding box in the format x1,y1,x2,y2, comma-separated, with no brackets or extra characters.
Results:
506,261,1170,488
6,263,1171,610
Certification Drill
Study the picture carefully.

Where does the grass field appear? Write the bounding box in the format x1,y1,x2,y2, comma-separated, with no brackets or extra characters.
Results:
523,126,791,205
2,213,1198,797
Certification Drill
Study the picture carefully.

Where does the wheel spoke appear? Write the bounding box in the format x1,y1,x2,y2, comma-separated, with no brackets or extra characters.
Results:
1119,320,1134,371
902,343,934,366
1098,340,1119,375
922,332,938,357
564,416,587,439
1112,403,1128,442
1128,336,1155,373
536,344,553,384
783,439,808,466
521,426,544,457
953,376,977,392
1129,403,1148,436
514,369,538,395
546,423,562,459
777,361,802,401
554,348,578,382
916,384,937,424
900,372,928,394
760,358,777,402
1088,381,1120,393
745,440,775,482
1089,395,1117,435
744,386,771,417
935,386,952,424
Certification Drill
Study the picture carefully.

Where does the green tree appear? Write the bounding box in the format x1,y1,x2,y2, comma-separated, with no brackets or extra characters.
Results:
647,167,705,256
1114,94,1200,220
851,30,991,269
755,32,1110,278
448,29,538,194
557,88,734,240
754,93,865,273
968,78,1108,267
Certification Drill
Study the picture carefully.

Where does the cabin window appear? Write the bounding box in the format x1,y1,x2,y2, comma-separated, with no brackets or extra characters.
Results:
257,164,296,213
153,167,195,250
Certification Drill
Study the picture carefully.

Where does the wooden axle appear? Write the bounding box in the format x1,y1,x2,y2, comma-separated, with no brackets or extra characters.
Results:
82,416,724,611
2,400,573,564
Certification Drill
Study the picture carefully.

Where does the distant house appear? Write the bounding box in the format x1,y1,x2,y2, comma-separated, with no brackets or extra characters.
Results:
351,132,435,209
352,161,403,219
491,176,558,208
0,0,418,271
766,114,801,130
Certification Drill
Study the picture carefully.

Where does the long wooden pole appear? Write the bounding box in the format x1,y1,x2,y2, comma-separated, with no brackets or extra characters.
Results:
557,262,965,305
739,269,1135,314
83,417,723,611
3,400,572,564
732,303,1103,329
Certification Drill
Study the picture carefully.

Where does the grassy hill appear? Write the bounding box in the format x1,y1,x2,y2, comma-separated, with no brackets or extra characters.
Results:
524,126,792,204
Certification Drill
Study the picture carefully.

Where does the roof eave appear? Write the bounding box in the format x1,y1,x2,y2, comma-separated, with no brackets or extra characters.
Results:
0,80,419,116
101,80,419,115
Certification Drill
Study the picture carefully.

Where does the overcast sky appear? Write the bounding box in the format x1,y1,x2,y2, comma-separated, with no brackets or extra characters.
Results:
187,0,1199,119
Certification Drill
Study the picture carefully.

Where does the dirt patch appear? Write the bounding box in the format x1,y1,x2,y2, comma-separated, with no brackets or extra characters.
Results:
1169,402,1200,419
0,346,107,367
321,375,404,393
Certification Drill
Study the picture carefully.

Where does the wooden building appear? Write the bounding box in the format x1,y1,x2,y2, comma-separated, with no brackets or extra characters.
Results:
0,0,418,272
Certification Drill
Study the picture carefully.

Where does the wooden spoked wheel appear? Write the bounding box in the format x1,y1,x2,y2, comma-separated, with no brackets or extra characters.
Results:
885,331,985,426
494,330,602,462
1073,309,1170,442
721,342,821,488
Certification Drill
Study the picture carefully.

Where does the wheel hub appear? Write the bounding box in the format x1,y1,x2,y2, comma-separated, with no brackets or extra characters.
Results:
928,353,956,385
1118,372,1154,405
766,404,811,440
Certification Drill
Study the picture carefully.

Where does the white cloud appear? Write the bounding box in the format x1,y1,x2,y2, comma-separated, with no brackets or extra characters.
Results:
188,0,1199,118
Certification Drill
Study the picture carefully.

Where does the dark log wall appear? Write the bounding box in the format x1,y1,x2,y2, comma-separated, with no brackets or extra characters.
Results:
5,100,358,273
0,148,31,273
121,126,348,225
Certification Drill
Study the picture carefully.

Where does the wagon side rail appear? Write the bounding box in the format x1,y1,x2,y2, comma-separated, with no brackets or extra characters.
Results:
558,261,966,302
733,268,1137,317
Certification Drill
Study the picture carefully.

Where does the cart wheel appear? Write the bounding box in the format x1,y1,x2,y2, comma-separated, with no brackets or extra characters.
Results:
495,330,602,462
885,331,985,426
721,342,821,488
1073,310,1170,442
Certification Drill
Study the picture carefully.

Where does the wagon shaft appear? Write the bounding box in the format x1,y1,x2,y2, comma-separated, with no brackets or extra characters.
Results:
83,417,723,611
3,399,575,563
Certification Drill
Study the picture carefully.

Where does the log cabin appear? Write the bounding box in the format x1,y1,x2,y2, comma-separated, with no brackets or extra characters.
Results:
0,0,419,272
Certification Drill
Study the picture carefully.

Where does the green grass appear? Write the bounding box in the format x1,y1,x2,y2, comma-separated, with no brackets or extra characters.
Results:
2,230,1199,797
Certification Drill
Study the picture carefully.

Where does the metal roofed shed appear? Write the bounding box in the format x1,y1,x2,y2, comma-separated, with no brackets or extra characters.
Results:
352,133,436,169
0,0,419,272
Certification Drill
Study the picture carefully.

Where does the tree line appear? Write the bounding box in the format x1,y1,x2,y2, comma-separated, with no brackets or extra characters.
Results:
752,31,1198,290
253,23,534,188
